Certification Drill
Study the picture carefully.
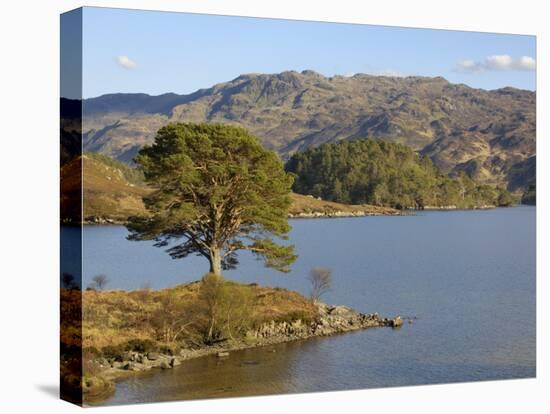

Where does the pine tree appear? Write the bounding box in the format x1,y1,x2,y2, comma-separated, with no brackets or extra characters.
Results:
127,123,297,275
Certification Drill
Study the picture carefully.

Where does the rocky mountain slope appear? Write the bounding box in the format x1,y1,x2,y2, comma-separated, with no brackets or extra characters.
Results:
76,70,535,191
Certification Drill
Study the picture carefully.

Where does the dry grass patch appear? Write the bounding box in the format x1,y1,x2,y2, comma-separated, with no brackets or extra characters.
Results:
63,279,319,353
289,193,397,215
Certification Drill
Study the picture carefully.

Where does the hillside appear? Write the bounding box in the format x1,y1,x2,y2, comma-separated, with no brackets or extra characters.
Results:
77,70,535,191
61,153,150,223
286,139,515,209
61,153,397,223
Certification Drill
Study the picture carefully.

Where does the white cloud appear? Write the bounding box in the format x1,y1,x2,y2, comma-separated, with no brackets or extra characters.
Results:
456,55,536,73
456,60,479,72
485,55,514,70
115,55,137,70
517,56,536,71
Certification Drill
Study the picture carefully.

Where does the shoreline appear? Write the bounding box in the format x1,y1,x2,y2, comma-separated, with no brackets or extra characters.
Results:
287,210,403,219
77,205,508,225
76,210,404,225
84,303,406,404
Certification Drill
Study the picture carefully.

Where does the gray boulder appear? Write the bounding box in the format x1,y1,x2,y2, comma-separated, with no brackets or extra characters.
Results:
122,362,135,370
329,306,355,317
147,352,160,361
392,316,404,327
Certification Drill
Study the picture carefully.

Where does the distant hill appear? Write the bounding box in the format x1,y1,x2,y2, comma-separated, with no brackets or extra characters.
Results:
74,70,535,191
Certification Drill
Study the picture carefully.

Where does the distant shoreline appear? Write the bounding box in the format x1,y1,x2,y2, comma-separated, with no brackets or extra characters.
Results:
70,204,527,226
81,210,404,225
65,203,538,226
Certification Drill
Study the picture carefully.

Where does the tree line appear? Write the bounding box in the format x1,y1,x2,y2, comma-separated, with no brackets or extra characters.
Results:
285,139,514,209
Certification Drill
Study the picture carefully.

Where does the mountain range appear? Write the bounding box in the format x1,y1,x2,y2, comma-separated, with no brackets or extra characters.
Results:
64,70,536,192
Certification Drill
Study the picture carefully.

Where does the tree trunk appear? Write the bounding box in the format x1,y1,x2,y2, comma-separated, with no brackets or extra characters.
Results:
209,248,222,276
207,316,215,343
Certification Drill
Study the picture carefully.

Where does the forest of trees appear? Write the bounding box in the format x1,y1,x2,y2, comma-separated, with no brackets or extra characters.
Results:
522,183,536,205
285,139,514,209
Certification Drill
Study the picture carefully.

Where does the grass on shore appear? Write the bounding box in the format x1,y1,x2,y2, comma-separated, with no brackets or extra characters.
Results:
62,278,318,356
61,277,319,402
289,193,398,216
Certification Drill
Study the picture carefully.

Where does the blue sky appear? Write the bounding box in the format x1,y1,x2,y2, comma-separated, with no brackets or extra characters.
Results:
76,7,536,99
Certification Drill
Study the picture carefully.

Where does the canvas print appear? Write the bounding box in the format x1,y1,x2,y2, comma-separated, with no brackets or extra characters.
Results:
60,7,536,407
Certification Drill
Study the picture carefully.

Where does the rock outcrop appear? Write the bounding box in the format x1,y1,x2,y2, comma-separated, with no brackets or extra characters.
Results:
251,303,404,340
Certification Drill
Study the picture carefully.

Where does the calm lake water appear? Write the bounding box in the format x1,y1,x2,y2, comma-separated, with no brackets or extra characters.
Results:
77,207,536,405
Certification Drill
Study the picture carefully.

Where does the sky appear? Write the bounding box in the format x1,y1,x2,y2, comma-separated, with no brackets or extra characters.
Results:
70,7,536,99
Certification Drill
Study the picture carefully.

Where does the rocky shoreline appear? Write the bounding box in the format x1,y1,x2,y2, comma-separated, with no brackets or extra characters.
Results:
84,303,407,402
421,204,496,210
288,210,403,219
84,211,402,224
83,205,501,224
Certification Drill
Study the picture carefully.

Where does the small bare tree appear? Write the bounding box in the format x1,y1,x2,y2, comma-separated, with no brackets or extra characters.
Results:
307,267,332,304
91,274,109,291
